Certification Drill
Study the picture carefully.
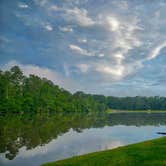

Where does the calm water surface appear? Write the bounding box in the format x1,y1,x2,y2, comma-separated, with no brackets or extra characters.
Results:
0,113,166,166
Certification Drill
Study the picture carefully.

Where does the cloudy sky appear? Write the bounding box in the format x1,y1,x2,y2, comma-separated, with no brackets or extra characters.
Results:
0,0,166,96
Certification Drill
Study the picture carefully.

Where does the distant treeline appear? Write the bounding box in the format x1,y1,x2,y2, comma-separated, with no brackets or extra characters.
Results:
0,66,166,114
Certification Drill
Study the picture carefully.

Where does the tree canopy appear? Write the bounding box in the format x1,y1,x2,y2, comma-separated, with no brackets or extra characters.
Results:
0,66,166,114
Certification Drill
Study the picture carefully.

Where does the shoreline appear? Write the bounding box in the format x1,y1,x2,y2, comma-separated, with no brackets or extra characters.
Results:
107,110,166,113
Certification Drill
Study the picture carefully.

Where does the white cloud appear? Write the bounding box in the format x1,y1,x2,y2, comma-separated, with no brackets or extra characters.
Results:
65,12,144,80
96,65,124,79
42,1,164,84
88,14,143,80
49,5,61,11
64,7,95,27
104,15,142,52
69,44,93,56
45,24,53,31
48,5,95,27
59,26,73,32
34,0,49,6
113,53,124,64
93,60,143,81
148,41,166,60
78,38,87,43
18,3,29,8
98,53,105,57
112,0,128,10
76,64,89,73
3,61,81,92
106,16,120,32
4,0,166,95
3,61,61,83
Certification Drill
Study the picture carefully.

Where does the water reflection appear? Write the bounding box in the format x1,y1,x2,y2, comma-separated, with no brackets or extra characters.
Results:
0,112,166,166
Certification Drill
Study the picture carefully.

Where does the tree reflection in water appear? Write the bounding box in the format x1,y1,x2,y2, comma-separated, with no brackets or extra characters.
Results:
0,112,166,160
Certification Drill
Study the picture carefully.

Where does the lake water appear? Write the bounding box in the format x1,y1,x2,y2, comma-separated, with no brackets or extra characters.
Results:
0,112,166,166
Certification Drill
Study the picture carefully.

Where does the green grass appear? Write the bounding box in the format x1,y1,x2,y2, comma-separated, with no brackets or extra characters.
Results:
109,110,166,113
42,136,166,166
106,109,113,113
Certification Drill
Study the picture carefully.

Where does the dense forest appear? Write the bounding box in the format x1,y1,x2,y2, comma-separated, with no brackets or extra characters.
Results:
0,66,166,114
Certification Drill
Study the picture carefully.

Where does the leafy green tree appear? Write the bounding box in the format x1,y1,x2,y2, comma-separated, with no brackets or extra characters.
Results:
0,66,166,114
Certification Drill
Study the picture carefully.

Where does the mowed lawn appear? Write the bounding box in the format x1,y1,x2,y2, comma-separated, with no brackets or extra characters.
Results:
42,136,166,166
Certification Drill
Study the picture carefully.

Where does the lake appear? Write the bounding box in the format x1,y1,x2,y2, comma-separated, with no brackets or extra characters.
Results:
0,112,166,166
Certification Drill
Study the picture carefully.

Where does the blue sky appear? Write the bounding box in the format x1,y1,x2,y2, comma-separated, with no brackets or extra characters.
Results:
0,0,166,96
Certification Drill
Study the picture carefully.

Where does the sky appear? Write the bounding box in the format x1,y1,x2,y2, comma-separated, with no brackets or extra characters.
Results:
0,0,166,96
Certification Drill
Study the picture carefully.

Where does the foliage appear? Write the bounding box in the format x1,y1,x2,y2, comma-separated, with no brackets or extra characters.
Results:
42,136,166,166
0,66,166,114
0,66,106,114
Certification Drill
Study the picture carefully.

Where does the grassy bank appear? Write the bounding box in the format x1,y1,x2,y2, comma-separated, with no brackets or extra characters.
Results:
106,109,166,113
42,136,166,166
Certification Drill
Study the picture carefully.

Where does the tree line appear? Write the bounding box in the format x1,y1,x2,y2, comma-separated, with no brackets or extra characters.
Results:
0,66,166,114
